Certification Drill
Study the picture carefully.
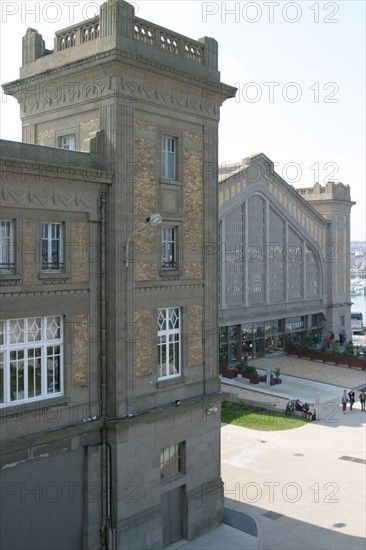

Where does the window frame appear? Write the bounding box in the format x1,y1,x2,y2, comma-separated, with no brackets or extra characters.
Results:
161,225,178,270
0,220,15,274
59,134,76,150
161,135,176,180
158,128,183,184
0,316,63,407
160,441,185,479
157,307,181,380
41,222,64,273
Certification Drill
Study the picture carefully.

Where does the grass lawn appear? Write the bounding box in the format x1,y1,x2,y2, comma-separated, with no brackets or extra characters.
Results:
221,401,311,431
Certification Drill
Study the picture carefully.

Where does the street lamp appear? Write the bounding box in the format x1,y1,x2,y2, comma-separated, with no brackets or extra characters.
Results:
124,213,162,268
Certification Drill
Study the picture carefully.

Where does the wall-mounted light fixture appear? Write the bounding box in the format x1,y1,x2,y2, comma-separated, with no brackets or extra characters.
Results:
124,214,162,268
206,405,219,415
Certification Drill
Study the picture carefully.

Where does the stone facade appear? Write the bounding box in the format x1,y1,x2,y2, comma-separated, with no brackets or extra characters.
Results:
72,313,89,384
0,141,110,550
1,2,235,549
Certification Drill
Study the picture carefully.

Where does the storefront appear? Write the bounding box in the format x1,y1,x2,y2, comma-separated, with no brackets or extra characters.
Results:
219,314,322,365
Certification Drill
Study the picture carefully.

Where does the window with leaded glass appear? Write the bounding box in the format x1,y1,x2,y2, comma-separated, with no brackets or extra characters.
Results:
0,316,63,407
158,308,181,379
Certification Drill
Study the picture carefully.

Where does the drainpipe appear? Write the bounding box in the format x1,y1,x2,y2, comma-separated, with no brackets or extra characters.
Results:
99,192,110,549
107,442,115,550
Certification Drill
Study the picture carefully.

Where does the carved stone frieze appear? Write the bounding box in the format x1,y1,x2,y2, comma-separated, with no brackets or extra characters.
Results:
41,278,69,285
17,66,219,119
1,288,89,298
0,280,20,287
135,283,204,292
0,185,91,211
36,129,54,144
80,119,100,131
159,272,181,281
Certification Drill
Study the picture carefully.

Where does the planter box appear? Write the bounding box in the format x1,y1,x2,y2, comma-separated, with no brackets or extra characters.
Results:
287,348,366,369
219,364,227,375
221,369,237,379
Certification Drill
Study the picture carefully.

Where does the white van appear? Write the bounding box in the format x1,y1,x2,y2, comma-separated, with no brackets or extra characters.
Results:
352,331,366,346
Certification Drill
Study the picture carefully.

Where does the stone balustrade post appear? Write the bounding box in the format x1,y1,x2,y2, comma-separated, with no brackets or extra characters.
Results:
22,28,45,66
100,0,135,38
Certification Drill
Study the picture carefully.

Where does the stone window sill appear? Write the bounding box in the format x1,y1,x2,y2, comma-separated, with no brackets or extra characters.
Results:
0,394,70,419
38,272,70,280
0,273,21,281
161,472,185,485
159,269,182,279
156,376,186,389
159,178,183,187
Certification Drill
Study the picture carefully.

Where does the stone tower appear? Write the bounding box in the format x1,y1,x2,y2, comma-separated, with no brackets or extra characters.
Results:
2,1,236,548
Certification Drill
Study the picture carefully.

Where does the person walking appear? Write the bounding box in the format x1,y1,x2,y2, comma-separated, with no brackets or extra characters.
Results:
341,390,348,414
359,391,366,412
348,390,355,411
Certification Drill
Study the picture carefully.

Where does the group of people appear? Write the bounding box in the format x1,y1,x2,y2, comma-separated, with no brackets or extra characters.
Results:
285,399,316,421
324,329,350,347
341,389,366,413
324,331,335,346
285,390,366,419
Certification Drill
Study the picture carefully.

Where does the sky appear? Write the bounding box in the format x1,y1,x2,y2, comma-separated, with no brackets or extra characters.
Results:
0,0,365,240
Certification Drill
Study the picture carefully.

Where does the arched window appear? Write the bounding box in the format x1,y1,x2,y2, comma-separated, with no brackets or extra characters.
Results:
247,195,266,304
221,193,322,308
224,204,244,306
288,227,303,300
306,244,320,298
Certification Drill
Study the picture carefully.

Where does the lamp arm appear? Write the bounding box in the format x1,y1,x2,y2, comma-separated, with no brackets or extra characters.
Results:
124,222,150,268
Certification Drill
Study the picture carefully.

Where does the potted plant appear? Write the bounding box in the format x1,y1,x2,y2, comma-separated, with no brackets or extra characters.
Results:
219,353,228,374
244,365,259,384
274,367,281,384
236,363,244,378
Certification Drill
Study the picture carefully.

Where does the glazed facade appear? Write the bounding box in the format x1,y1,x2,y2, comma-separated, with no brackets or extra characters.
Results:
219,154,354,364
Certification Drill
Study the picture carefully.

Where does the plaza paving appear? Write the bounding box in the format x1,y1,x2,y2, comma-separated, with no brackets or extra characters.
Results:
222,355,366,408
181,356,366,550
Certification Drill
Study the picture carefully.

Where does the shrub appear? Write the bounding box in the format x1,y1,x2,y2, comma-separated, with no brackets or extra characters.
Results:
328,341,340,355
243,365,257,374
343,342,355,357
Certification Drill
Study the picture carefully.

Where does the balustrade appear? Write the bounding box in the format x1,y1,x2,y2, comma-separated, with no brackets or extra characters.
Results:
54,14,205,65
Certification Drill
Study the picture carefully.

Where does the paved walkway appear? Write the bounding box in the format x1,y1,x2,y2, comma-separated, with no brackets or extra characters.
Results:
180,358,366,550
251,354,366,389
221,355,366,410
